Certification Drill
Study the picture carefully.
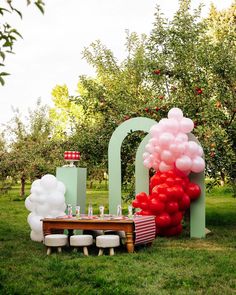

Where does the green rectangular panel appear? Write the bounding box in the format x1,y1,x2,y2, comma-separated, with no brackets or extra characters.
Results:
56,167,87,214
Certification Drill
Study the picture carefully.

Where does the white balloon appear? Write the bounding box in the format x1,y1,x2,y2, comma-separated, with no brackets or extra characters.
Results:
35,203,51,216
31,186,45,195
37,194,47,204
27,212,36,225
30,215,43,232
31,179,41,188
41,174,58,191
47,191,65,206
25,197,35,212
30,230,43,242
56,181,66,194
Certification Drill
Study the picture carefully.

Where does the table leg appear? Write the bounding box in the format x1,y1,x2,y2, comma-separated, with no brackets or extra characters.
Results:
43,224,52,236
126,232,134,253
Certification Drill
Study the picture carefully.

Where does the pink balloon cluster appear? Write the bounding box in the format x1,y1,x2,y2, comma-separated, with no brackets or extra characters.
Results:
143,108,205,174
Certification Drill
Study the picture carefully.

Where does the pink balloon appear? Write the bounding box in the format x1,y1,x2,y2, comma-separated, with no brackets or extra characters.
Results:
152,160,160,171
191,156,205,173
159,118,169,128
154,145,162,154
197,146,204,156
185,141,200,157
175,155,192,171
159,132,175,148
142,152,150,160
152,152,160,161
160,150,175,165
149,138,159,146
143,159,152,169
159,161,174,172
170,143,186,157
150,124,163,138
162,118,180,134
179,118,194,133
145,143,155,153
175,133,188,144
168,108,183,121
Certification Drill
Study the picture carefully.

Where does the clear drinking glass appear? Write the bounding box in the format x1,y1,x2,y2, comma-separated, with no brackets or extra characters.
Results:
88,203,93,217
76,205,80,219
67,204,72,218
128,205,133,219
117,204,122,217
99,205,104,219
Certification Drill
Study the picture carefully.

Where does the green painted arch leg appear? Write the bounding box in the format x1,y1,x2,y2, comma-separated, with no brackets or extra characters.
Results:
108,117,156,214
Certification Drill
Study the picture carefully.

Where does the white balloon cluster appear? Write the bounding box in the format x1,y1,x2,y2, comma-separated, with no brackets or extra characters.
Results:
25,174,66,242
143,107,205,174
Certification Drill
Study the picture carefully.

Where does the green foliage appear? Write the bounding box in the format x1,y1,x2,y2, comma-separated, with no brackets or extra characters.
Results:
49,0,235,194
1,100,66,197
0,0,44,85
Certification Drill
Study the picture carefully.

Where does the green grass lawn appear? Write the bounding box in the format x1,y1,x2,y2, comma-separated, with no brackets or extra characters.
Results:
0,186,236,294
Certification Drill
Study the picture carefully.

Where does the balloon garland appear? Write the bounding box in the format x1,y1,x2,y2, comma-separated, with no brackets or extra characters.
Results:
25,174,66,242
133,107,204,236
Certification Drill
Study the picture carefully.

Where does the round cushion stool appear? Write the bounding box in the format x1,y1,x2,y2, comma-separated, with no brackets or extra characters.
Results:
96,235,120,256
70,235,93,256
44,234,68,255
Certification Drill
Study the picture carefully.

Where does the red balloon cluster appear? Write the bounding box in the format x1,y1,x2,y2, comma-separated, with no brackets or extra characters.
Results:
132,170,201,236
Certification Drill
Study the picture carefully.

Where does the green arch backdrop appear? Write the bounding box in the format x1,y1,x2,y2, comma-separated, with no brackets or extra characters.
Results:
108,117,205,238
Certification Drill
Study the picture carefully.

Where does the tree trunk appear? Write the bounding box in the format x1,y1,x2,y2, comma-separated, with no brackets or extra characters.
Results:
20,176,26,198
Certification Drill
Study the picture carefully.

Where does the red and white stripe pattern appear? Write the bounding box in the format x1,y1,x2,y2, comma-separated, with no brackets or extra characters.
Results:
64,151,80,161
133,215,156,245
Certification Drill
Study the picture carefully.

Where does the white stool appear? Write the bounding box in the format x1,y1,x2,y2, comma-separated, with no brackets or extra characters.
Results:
70,235,93,256
44,234,68,255
96,235,120,256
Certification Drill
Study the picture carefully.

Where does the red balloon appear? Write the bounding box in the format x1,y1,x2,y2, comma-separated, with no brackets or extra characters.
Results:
179,193,190,210
155,212,171,228
166,201,179,214
149,198,165,213
174,177,185,186
166,185,184,201
166,170,175,177
156,193,168,203
139,201,149,210
186,183,201,200
150,174,162,191
170,211,183,226
156,183,169,194
132,199,140,208
151,186,159,198
138,210,154,216
136,192,148,203
165,177,175,187
160,224,183,236
160,172,168,183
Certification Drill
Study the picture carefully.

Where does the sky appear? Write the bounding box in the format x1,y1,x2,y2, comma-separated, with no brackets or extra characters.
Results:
0,0,233,128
